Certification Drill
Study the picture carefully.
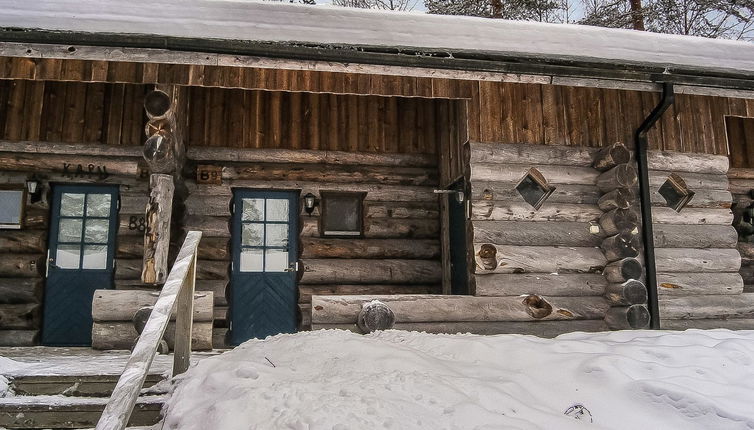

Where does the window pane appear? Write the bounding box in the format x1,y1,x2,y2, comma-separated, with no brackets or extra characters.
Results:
266,199,289,222
240,249,263,272
266,224,288,247
241,198,264,221
0,190,23,225
265,249,288,272
58,218,83,243
56,245,80,269
60,193,85,216
86,194,112,217
84,219,110,243
82,245,108,269
242,223,264,246
323,196,361,233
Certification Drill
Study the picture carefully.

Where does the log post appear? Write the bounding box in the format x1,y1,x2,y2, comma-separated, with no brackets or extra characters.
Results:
599,208,638,236
141,174,175,285
597,188,632,211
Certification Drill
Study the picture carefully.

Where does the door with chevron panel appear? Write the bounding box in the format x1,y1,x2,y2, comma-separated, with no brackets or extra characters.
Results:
43,185,119,346
230,190,299,344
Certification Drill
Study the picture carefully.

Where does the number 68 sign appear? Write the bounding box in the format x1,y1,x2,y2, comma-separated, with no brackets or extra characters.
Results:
197,165,223,185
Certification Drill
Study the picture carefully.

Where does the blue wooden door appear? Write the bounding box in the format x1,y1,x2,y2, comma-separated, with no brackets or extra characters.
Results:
42,185,119,346
229,190,299,344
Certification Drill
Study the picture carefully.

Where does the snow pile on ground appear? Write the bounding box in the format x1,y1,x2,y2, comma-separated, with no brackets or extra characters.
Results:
163,329,754,430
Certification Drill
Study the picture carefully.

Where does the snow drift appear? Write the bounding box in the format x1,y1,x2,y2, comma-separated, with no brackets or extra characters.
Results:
163,329,754,430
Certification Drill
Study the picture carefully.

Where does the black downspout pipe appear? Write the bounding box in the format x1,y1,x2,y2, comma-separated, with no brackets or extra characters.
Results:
635,82,675,329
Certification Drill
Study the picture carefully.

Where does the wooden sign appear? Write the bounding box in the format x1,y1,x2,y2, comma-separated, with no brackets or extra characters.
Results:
197,165,223,185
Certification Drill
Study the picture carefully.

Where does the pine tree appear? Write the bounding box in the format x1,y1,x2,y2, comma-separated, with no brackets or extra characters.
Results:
425,0,564,22
332,0,421,11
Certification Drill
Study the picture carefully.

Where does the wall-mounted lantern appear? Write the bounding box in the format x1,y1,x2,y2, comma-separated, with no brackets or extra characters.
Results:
303,192,318,216
25,177,41,203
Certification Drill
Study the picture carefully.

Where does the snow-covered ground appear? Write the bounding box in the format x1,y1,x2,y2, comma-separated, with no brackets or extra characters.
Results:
162,329,754,430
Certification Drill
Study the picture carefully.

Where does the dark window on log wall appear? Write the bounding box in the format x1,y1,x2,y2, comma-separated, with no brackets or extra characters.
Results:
659,173,695,213
515,168,555,210
726,116,754,168
0,186,25,229
320,191,366,237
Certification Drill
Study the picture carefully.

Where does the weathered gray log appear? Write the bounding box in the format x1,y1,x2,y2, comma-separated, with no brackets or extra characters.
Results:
311,294,610,324
0,279,41,304
142,174,174,284
314,320,610,337
474,273,607,297
300,259,442,284
298,284,440,304
654,248,741,273
738,242,754,261
471,182,600,205
601,231,640,262
0,231,46,253
188,181,437,202
0,153,141,177
653,224,737,248
470,201,602,222
469,142,595,167
221,163,437,186
473,221,603,247
657,272,744,296
651,188,731,209
470,163,598,185
647,151,729,175
605,305,650,329
0,329,38,346
599,208,638,236
603,258,643,283
659,293,754,319
598,188,632,211
660,318,754,331
357,301,396,333
650,171,728,191
117,258,226,281
651,207,733,225
91,290,213,322
301,217,439,239
596,164,638,192
132,307,153,334
301,238,440,259
473,244,607,274
0,140,143,157
91,322,213,351
0,304,39,329
0,254,44,277
196,237,230,261
605,280,648,306
188,146,436,168
592,142,630,172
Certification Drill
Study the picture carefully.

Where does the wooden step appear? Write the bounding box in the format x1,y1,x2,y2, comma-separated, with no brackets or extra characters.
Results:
8,374,165,397
0,395,164,429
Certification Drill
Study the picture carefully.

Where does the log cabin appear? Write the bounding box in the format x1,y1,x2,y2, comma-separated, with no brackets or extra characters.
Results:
0,0,753,349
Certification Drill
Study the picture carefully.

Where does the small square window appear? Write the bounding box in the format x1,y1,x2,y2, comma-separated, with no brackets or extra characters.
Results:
0,188,25,229
659,173,695,213
515,168,556,210
320,191,366,237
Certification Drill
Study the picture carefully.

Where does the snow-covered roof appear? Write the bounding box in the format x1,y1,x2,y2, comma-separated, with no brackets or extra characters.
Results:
1,0,753,80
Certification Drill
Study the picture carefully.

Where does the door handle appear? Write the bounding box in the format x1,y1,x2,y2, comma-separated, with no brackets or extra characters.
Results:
284,261,299,272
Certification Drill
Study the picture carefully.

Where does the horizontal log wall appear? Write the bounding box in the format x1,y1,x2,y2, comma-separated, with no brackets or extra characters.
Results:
184,147,444,346
469,142,610,334
0,142,149,345
647,152,752,329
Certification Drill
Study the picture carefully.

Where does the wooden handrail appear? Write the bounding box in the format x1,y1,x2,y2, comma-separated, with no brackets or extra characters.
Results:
95,231,202,430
